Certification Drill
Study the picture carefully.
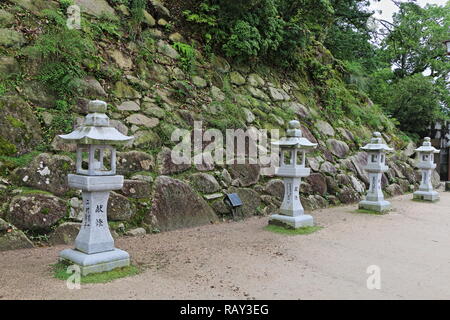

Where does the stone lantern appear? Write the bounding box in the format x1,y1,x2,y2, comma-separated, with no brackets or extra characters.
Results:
269,120,318,229
413,137,440,202
58,100,134,275
358,132,393,213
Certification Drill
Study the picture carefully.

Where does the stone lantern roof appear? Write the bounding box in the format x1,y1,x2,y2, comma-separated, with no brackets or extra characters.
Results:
272,120,317,149
415,137,440,154
59,100,133,145
361,132,393,152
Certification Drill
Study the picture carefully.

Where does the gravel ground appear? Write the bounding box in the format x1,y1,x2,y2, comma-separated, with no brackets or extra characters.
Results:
1,191,450,300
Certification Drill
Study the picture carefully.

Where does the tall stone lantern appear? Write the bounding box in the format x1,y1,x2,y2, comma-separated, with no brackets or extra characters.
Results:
358,132,393,213
413,137,440,202
269,120,317,229
58,100,134,275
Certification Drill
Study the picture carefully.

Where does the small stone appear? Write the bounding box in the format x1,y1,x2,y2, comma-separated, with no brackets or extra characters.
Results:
315,120,335,137
230,71,246,85
192,76,207,88
125,114,159,128
125,228,146,236
73,0,117,18
169,32,184,43
114,81,142,99
247,73,265,87
268,87,289,101
204,193,223,200
143,10,156,26
190,173,221,193
150,0,171,18
211,86,225,101
118,101,140,112
158,18,168,26
69,197,83,221
243,108,255,123
247,86,269,101
157,40,180,59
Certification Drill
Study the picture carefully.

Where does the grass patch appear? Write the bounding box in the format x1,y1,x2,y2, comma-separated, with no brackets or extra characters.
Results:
264,224,322,235
354,208,388,215
52,261,141,284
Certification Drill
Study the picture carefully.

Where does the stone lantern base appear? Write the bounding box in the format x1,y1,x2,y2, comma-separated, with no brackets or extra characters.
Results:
413,190,439,202
358,200,391,213
269,214,314,229
59,248,130,276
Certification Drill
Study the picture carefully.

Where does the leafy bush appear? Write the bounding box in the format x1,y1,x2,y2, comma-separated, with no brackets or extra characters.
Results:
173,42,196,73
24,10,96,99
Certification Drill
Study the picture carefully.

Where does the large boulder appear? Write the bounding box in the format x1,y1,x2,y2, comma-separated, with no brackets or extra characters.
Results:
13,153,74,196
350,152,369,184
227,163,261,187
337,186,361,204
156,147,191,175
117,151,154,175
227,187,262,217
49,222,81,245
108,192,137,221
119,179,152,198
264,179,284,200
0,218,34,251
306,173,327,196
146,176,218,231
6,193,67,231
326,139,349,158
0,96,42,156
189,173,221,193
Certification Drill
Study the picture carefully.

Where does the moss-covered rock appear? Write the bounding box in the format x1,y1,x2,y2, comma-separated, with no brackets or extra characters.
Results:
0,28,25,48
0,218,33,251
147,176,218,231
0,96,42,156
7,193,67,231
13,153,74,196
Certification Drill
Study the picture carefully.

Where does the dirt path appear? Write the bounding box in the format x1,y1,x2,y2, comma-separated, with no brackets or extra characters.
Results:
1,191,450,300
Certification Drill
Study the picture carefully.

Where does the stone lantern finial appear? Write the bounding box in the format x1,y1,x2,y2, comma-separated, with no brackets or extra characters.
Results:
268,120,318,229
57,100,134,276
413,137,440,202
358,131,393,213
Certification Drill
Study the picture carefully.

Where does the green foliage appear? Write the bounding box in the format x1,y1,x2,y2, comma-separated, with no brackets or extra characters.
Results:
24,10,97,99
264,224,323,235
173,42,196,73
128,0,147,40
52,261,141,284
0,83,6,97
59,0,74,11
379,74,443,136
182,0,336,67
